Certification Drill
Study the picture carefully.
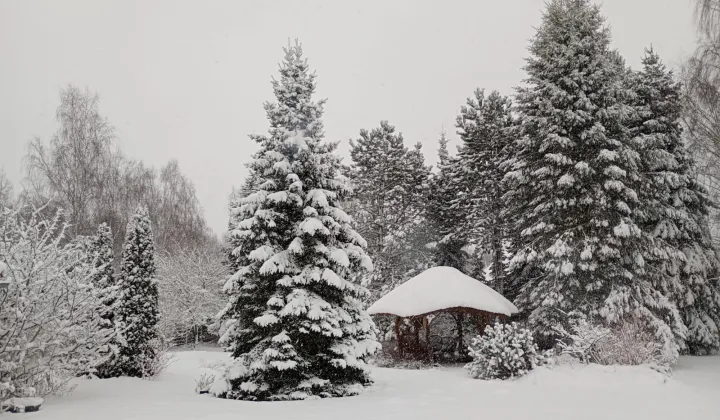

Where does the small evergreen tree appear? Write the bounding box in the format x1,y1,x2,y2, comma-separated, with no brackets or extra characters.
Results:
630,48,720,354
215,41,379,401
102,205,159,378
465,322,551,380
504,0,684,357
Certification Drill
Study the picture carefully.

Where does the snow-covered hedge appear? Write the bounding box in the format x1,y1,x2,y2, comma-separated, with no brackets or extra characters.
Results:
553,316,674,367
465,322,551,380
0,206,110,400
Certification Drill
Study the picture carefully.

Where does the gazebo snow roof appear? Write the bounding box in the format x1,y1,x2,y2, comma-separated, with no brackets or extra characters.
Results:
367,266,518,318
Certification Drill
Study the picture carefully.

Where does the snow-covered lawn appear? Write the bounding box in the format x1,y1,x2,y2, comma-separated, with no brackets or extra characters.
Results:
31,349,720,420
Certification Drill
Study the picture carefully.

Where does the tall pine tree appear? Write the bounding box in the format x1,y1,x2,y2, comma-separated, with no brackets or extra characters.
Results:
216,41,379,401
426,134,468,271
504,0,684,356
103,205,159,378
347,121,431,297
630,48,720,354
454,89,515,293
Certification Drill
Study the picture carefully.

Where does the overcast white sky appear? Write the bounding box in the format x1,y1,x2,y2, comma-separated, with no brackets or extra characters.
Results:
0,0,699,235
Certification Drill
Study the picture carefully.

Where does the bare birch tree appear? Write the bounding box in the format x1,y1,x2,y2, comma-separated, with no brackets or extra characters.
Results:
23,85,213,254
25,85,117,237
683,0,720,238
0,167,13,206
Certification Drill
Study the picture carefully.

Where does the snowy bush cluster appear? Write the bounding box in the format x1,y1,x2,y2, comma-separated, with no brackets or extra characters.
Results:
0,207,111,400
465,322,551,380
0,203,165,405
554,317,674,367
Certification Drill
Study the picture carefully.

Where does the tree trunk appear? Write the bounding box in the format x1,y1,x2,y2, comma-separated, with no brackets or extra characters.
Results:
492,229,504,295
394,317,402,358
423,316,431,361
456,312,464,356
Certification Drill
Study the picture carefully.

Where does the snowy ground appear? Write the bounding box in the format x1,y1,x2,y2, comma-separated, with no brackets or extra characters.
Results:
29,349,720,420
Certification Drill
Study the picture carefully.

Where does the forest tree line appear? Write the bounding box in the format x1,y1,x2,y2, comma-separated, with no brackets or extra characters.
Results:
231,0,720,360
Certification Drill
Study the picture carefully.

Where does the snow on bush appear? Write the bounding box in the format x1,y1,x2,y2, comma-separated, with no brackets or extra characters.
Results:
0,206,111,401
141,338,174,379
553,316,674,367
195,373,215,394
465,322,551,380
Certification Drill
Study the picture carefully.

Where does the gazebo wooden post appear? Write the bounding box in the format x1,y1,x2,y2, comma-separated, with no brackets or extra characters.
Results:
414,317,421,351
394,316,403,358
456,310,464,355
423,315,431,361
474,311,485,335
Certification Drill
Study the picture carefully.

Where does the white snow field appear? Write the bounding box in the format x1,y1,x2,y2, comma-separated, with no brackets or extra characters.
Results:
31,349,720,420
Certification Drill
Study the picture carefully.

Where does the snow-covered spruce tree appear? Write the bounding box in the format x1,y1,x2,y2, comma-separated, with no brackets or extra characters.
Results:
215,41,379,401
90,223,116,327
630,48,720,354
347,121,431,297
101,205,160,378
454,89,515,294
80,223,118,376
0,206,110,399
504,0,684,357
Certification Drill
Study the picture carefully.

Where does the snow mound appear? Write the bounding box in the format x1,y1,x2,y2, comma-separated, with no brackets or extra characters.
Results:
367,266,518,317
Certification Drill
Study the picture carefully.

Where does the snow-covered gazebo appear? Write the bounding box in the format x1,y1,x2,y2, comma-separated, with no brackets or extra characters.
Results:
367,266,518,360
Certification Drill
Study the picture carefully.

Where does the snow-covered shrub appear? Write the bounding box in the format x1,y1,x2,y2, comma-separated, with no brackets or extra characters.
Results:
554,317,673,366
0,206,110,401
195,373,215,394
140,338,174,379
465,322,551,380
553,317,612,364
